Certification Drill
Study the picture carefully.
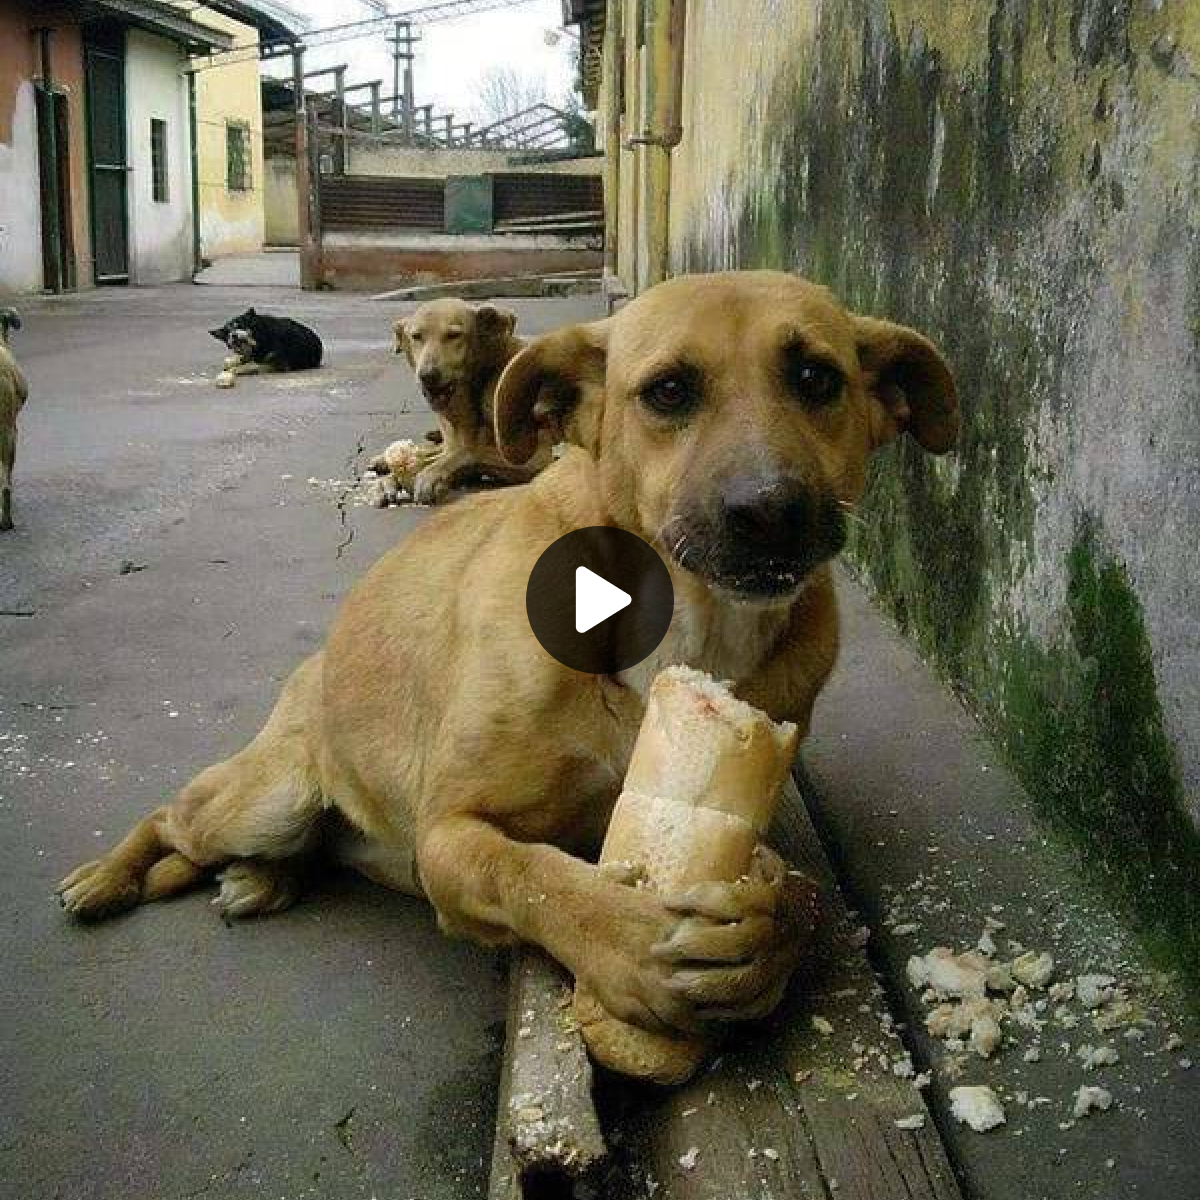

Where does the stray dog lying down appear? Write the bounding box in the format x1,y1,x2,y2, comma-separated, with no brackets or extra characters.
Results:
59,271,957,1050
374,298,553,505
209,308,323,388
0,308,28,532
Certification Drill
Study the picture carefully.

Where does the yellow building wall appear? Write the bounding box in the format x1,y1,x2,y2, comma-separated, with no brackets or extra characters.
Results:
189,7,265,260
603,0,1200,1010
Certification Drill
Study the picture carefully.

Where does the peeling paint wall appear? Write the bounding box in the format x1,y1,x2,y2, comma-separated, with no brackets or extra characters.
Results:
0,76,42,294
0,10,91,294
611,0,1200,974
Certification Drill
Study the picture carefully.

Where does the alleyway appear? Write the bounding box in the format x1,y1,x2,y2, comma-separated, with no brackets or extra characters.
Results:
1,284,1196,1200
0,285,600,1200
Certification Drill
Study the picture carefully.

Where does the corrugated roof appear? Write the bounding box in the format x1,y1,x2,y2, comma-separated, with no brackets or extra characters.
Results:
198,0,307,42
38,0,234,51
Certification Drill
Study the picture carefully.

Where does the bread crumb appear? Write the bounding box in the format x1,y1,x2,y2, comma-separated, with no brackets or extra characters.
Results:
1078,1045,1120,1071
1012,951,1055,990
811,1016,834,1036
894,1114,926,1131
1072,1085,1114,1118
1076,973,1117,1009
950,1085,1006,1132
678,1147,700,1171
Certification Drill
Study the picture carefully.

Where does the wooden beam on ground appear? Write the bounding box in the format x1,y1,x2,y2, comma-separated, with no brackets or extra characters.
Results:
487,774,965,1199
488,950,607,1199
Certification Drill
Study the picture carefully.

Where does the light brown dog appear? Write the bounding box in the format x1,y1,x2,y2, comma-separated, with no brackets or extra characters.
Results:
388,298,552,504
58,272,957,1036
0,309,28,532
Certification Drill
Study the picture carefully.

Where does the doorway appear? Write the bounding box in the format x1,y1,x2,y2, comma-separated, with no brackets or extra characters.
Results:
84,25,129,284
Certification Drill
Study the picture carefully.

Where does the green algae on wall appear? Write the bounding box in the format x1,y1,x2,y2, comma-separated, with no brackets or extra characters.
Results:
670,0,1200,986
1002,522,1200,984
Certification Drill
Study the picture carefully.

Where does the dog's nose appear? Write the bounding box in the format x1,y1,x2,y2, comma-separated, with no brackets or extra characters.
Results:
419,367,444,390
719,475,821,549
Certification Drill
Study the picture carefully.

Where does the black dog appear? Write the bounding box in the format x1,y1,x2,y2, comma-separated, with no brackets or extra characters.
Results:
209,308,322,387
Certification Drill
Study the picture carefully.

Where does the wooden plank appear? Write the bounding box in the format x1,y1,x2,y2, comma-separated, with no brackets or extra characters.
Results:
591,774,964,1199
488,950,608,1200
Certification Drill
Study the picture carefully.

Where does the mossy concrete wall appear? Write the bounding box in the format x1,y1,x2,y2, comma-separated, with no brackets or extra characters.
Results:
651,0,1200,973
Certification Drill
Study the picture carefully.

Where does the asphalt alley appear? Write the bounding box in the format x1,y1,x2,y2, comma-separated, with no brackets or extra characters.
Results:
0,284,601,1200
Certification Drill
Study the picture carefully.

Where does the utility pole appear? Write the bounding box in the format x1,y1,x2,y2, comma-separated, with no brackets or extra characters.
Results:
387,19,419,145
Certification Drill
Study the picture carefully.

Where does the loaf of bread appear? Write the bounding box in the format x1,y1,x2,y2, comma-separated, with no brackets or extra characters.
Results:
574,666,799,1084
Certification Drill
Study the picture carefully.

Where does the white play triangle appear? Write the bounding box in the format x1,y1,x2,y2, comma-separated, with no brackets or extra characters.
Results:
575,566,632,633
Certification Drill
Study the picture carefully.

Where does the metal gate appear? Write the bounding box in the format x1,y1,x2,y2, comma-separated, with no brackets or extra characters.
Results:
84,27,129,284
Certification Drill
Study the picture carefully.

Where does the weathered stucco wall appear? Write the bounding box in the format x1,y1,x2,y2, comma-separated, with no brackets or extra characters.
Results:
655,0,1200,975
0,10,90,294
125,30,192,284
191,8,264,261
263,154,298,245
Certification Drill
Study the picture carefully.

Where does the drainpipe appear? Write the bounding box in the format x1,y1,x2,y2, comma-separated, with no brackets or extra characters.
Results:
600,5,622,287
627,0,686,289
37,28,63,293
187,66,201,276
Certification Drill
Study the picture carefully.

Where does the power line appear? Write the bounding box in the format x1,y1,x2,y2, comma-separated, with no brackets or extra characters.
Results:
188,0,539,73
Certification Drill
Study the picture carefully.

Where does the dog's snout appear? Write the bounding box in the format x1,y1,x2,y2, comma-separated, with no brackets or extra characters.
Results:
419,366,444,389
719,475,817,548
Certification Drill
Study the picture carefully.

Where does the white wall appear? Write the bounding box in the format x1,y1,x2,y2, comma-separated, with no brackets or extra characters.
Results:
124,31,192,284
0,80,44,294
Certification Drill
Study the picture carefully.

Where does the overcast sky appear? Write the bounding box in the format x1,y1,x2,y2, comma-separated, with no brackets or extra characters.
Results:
265,0,577,124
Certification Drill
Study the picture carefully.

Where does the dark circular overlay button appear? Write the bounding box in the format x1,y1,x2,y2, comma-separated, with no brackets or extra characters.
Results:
527,527,674,675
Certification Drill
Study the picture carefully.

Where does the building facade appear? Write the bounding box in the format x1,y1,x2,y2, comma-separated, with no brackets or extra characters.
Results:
582,0,1200,971
0,0,300,294
191,6,269,263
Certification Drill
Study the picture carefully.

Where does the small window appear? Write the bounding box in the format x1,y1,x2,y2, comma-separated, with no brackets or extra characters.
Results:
150,118,168,202
226,121,252,192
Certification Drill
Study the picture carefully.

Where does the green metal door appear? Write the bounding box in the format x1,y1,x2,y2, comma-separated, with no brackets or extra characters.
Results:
84,27,129,284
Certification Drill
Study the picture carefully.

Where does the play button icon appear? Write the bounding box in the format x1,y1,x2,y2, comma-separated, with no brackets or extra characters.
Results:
527,527,674,674
575,567,631,632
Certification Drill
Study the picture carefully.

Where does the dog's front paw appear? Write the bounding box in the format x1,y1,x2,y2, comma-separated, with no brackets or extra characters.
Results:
653,847,818,1024
411,467,448,506
57,860,141,920
222,355,242,370
212,860,300,921
215,370,236,389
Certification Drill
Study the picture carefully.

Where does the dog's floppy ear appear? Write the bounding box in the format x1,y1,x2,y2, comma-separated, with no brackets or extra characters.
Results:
474,304,517,341
494,320,610,465
854,316,959,454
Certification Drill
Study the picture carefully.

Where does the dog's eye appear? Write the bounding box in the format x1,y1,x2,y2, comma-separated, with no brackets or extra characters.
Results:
785,354,843,405
640,371,699,417
409,330,423,344
445,329,464,340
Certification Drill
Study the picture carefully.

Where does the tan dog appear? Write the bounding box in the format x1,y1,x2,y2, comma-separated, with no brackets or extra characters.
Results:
58,272,957,1037
388,298,552,504
0,309,28,532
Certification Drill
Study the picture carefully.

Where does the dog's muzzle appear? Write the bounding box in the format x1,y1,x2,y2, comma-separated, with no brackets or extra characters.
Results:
666,474,847,599
418,370,457,410
229,330,256,355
